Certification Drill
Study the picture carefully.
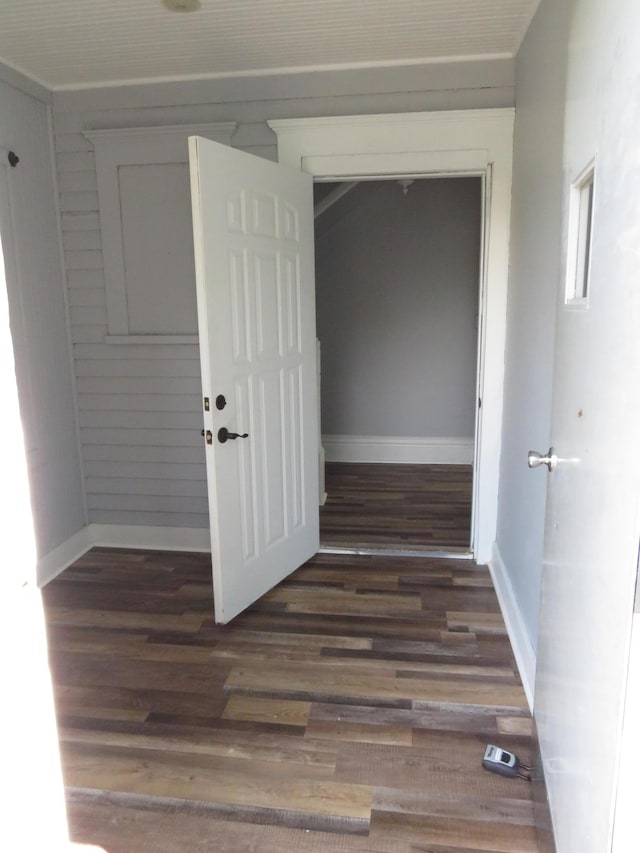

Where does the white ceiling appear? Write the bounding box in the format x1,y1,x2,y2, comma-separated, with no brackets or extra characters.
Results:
0,0,541,91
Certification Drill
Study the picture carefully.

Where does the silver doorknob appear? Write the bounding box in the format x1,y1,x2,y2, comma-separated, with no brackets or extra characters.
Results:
528,448,558,472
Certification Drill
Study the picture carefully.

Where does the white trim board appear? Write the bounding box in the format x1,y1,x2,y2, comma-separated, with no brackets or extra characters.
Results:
90,524,210,553
36,526,95,588
37,523,211,587
323,435,473,465
488,542,536,711
268,109,514,565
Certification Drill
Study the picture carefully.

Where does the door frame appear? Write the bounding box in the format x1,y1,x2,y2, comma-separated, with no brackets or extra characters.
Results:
269,109,514,563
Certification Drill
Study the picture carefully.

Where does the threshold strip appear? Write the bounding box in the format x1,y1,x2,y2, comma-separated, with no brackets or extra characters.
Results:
318,546,474,560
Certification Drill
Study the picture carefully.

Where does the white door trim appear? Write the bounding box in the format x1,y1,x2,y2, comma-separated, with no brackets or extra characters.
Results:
268,109,514,563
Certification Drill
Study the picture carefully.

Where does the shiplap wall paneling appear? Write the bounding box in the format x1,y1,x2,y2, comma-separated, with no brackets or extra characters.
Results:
73,343,208,528
0,80,85,565
57,123,237,530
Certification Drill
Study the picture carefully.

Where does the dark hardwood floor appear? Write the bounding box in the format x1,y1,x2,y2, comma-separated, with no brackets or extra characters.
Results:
320,463,473,551
43,547,538,852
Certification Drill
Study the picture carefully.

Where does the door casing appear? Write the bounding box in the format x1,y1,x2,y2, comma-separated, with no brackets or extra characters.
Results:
269,109,515,563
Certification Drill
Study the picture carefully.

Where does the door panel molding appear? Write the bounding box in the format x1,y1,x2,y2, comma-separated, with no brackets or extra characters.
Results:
189,137,318,624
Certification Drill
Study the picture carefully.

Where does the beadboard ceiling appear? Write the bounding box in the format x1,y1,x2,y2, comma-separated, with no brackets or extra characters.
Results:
0,0,541,91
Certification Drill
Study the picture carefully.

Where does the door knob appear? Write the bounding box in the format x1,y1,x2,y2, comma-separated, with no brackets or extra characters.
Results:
218,427,249,444
528,447,558,472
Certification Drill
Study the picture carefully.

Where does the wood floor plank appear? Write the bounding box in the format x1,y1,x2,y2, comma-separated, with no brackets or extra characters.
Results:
62,741,372,821
496,716,535,737
213,628,374,651
334,736,531,800
66,797,384,853
371,811,539,853
59,724,337,768
48,637,215,664
54,683,227,719
264,585,424,615
446,612,508,635
305,718,414,747
46,606,205,633
222,695,312,728
224,663,528,709
372,788,535,826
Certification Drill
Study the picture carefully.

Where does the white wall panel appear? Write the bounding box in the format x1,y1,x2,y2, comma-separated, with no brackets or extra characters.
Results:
495,0,571,650
83,444,205,464
85,477,207,498
75,376,202,395
0,79,85,569
84,461,206,481
86,493,207,514
89,510,210,528
63,230,102,252
62,213,100,232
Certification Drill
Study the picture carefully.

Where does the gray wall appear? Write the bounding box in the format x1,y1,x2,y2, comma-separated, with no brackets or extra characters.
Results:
495,0,572,647
0,74,86,566
315,177,480,439
51,60,514,530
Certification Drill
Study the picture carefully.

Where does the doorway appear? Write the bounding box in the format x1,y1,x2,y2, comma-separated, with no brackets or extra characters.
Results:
268,109,515,564
314,176,481,552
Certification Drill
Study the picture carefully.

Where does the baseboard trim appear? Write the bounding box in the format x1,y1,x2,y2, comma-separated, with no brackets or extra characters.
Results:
323,435,474,465
37,524,211,586
488,542,536,711
89,524,211,553
37,526,95,587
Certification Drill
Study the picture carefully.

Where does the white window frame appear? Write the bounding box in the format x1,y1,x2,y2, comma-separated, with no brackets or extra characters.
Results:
565,158,596,307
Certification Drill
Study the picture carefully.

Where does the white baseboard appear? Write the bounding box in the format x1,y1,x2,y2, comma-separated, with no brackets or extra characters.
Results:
323,434,474,465
37,524,211,587
36,526,95,587
89,524,211,553
488,542,536,712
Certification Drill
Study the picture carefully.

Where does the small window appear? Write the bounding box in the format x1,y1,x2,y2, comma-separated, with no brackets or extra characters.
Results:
565,161,595,304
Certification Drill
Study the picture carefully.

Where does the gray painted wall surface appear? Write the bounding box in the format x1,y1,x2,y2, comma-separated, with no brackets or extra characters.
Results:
51,60,514,530
0,78,86,565
315,178,480,438
496,0,572,648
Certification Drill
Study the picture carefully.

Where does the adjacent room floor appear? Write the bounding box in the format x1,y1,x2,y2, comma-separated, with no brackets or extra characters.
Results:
43,547,539,852
320,463,473,551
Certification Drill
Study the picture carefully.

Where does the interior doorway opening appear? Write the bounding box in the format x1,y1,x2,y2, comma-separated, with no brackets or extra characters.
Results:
313,175,483,554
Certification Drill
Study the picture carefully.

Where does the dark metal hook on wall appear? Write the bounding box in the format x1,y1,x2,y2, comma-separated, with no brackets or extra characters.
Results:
8,151,19,168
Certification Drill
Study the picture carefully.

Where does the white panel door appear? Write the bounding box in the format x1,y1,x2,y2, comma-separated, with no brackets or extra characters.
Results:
189,137,319,624
532,2,640,849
